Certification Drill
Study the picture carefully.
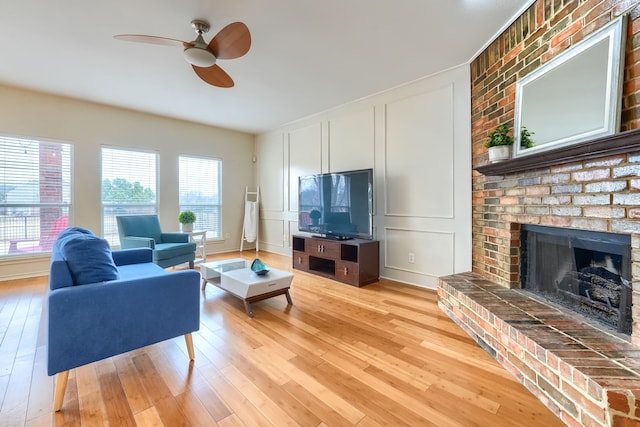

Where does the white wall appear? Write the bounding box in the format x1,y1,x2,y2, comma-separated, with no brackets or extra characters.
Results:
0,84,255,280
255,65,472,289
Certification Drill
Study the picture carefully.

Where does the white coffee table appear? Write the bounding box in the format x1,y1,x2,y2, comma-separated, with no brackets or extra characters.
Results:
220,268,293,317
200,259,293,317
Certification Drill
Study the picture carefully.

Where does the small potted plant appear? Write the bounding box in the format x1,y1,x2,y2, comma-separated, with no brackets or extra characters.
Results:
520,126,535,149
484,123,514,163
309,209,321,226
178,210,196,232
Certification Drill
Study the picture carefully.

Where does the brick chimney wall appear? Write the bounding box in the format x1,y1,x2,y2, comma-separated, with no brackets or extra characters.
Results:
471,0,640,289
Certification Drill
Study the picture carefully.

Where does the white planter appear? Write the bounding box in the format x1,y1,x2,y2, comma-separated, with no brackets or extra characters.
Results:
181,223,194,232
488,145,511,163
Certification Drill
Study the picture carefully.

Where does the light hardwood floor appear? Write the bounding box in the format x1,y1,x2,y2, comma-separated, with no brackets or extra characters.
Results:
0,251,564,427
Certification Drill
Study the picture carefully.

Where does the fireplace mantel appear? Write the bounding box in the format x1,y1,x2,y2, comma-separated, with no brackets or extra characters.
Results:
475,128,640,176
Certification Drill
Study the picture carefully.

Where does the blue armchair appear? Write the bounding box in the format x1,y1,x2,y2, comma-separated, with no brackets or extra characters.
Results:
116,214,196,269
47,227,200,411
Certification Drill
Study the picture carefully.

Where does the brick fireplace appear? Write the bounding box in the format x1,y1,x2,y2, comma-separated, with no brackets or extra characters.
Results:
438,1,640,426
439,129,640,426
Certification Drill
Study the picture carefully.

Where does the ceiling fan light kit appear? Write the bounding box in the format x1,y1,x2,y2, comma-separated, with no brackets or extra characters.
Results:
183,46,216,67
184,20,216,67
113,19,251,87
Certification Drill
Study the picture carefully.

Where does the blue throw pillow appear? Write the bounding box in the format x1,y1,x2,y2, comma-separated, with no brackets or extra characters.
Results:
54,227,91,251
57,227,120,285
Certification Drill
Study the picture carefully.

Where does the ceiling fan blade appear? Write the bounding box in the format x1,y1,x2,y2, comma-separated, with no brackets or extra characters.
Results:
113,34,192,48
208,22,251,59
192,64,234,88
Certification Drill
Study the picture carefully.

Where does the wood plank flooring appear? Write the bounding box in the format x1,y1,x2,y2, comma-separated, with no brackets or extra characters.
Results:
0,252,565,426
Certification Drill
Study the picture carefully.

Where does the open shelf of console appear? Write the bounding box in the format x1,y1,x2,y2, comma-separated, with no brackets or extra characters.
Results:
292,235,379,287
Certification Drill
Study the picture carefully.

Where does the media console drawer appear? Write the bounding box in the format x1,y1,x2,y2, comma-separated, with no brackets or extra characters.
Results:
336,260,359,283
292,235,379,287
292,251,309,271
307,238,340,259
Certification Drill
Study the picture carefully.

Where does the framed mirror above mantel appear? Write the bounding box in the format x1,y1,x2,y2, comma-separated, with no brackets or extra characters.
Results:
512,15,627,158
475,127,640,176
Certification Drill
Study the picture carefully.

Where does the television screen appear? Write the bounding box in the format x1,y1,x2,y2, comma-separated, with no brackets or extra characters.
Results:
298,169,373,240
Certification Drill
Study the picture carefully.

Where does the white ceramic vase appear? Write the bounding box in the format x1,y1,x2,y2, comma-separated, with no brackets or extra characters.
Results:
181,223,194,232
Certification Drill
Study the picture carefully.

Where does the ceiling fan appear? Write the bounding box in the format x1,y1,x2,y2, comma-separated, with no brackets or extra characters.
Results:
114,20,251,88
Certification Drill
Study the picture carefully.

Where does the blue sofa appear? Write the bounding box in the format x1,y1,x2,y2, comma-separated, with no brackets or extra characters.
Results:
47,227,200,411
116,214,197,269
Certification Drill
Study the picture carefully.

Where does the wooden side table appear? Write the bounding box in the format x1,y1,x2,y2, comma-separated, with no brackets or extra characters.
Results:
186,230,207,263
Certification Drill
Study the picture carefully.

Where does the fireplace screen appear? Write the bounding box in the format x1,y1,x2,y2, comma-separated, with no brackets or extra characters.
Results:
520,224,632,334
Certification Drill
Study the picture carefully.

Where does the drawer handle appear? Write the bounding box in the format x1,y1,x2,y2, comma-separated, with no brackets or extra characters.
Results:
343,267,348,274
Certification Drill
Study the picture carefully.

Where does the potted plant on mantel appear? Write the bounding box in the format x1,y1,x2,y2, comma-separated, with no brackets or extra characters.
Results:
484,123,514,163
178,210,196,232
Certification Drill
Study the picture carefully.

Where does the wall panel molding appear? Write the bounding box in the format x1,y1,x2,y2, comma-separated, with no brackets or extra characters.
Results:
384,84,455,218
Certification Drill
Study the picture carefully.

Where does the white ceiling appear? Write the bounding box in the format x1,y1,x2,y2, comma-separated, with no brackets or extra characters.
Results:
0,1,532,134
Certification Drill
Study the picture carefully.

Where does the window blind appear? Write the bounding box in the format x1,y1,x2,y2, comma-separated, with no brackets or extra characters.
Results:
101,147,158,245
179,155,221,239
0,136,72,256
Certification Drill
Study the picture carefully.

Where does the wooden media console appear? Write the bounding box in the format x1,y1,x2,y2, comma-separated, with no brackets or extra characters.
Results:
292,235,379,287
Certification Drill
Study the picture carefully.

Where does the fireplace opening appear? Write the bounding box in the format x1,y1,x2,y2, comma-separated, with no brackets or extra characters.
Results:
520,224,632,335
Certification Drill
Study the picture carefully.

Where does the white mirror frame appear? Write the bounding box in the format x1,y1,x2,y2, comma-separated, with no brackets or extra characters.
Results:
513,16,626,158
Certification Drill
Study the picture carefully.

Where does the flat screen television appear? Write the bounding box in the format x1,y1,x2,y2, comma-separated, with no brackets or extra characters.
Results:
298,168,373,240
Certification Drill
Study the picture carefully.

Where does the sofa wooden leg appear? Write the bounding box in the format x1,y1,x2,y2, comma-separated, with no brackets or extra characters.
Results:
189,260,195,269
53,370,70,411
184,333,195,360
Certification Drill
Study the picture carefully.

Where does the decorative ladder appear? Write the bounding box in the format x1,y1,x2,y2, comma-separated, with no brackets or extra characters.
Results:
240,186,259,252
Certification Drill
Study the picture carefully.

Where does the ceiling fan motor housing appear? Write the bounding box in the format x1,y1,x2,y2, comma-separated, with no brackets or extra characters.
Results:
191,19,210,34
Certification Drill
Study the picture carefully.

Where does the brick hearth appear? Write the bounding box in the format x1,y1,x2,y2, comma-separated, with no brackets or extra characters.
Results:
438,273,640,426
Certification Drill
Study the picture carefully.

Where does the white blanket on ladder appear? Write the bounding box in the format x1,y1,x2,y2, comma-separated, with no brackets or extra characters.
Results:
243,201,257,243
